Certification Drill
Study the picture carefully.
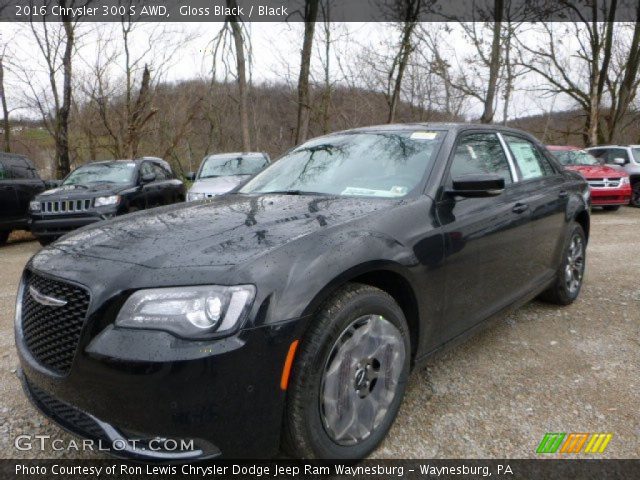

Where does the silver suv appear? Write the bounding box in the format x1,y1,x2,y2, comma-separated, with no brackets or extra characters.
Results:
586,145,640,207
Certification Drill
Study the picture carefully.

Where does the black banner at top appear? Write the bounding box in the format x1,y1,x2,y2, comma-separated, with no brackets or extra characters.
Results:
1,0,640,23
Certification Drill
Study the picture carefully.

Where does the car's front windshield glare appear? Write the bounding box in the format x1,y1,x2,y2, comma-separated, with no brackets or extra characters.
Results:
554,150,599,166
199,156,267,178
63,163,136,185
239,131,445,198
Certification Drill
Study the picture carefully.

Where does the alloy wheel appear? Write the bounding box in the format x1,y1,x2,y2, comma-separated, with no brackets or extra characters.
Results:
564,235,585,294
319,314,406,446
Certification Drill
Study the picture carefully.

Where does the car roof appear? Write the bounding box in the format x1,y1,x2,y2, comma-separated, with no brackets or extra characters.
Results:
204,152,268,159
82,157,167,166
586,145,629,149
329,122,540,138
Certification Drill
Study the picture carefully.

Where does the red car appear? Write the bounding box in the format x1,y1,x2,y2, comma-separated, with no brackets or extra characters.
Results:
547,145,631,210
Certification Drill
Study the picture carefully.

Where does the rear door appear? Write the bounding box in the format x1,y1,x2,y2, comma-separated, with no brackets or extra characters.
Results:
435,131,532,341
501,133,568,282
0,159,21,223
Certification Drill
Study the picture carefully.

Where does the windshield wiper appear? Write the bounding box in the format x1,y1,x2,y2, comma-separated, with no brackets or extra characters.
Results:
198,175,221,179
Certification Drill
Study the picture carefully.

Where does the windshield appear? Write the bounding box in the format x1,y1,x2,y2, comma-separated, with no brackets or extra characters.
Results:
63,163,136,185
198,155,268,178
239,131,445,198
633,148,640,163
551,150,599,166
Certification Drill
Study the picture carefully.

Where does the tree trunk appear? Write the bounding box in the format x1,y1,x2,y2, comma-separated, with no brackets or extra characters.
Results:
0,55,10,152
295,0,319,144
480,0,504,124
610,11,640,143
228,0,251,151
127,64,153,158
56,14,74,178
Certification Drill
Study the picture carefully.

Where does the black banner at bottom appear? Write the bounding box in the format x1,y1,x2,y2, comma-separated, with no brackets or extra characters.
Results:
1,460,639,480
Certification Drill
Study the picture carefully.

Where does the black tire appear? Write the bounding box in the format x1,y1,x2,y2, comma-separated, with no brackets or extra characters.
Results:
37,237,54,247
283,283,410,459
539,222,586,305
631,181,640,208
602,205,620,211
0,231,9,246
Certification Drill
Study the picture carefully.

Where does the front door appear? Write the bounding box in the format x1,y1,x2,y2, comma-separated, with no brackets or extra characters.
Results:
435,131,532,342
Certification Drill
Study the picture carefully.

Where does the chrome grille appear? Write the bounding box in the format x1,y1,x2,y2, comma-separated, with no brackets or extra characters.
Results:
587,178,621,188
41,199,92,214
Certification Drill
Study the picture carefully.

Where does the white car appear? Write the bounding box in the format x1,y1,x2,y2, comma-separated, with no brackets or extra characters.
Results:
186,152,270,201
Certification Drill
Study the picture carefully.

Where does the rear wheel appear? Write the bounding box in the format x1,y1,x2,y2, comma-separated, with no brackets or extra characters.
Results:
283,283,410,459
602,205,620,211
631,181,640,207
0,231,9,246
539,223,586,305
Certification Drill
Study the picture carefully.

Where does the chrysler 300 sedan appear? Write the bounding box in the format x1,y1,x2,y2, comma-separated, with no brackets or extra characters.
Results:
15,124,590,460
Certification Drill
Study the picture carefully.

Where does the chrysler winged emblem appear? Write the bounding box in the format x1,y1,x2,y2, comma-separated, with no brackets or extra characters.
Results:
29,286,67,307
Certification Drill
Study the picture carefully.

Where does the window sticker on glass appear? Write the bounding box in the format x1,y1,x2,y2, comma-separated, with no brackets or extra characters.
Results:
410,131,438,140
341,187,407,198
509,142,543,179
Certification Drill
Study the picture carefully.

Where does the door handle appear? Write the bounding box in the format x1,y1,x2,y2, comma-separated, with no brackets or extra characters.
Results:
558,190,568,198
512,203,529,214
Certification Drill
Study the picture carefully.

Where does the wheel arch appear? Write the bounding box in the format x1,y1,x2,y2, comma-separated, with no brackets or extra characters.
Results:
299,262,421,365
574,208,590,241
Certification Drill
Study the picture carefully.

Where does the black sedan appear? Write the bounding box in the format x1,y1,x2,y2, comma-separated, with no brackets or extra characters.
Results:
15,124,589,460
29,157,185,245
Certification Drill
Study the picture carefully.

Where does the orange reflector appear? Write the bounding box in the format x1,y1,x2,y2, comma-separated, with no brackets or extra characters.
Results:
280,340,299,390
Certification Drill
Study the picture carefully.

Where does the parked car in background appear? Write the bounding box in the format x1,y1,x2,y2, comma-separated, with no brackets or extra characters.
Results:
0,153,57,246
547,145,631,210
29,157,185,245
586,145,640,207
186,152,270,201
16,124,590,460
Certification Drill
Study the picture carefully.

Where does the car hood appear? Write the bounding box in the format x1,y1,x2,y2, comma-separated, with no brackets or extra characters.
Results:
33,194,396,269
35,183,132,199
565,165,626,178
189,176,248,195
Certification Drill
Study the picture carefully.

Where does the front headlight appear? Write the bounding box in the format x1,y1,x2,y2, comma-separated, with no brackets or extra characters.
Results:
115,285,256,339
620,176,630,186
187,192,206,202
29,201,41,212
94,195,120,207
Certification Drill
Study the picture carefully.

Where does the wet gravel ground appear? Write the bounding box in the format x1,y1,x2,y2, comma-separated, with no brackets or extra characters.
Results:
1,209,639,459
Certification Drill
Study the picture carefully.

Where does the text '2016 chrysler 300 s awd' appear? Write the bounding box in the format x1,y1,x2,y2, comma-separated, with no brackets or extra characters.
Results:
15,124,590,460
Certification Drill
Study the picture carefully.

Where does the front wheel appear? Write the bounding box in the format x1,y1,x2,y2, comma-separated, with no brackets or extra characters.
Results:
37,237,54,247
283,283,410,459
539,223,586,305
0,231,9,246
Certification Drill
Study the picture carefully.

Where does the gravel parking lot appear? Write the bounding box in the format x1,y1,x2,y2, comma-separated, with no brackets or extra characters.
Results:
1,209,639,459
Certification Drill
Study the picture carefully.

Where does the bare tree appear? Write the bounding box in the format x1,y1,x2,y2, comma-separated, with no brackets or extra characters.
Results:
386,0,422,123
517,2,619,145
24,2,79,177
294,0,319,143
0,43,11,151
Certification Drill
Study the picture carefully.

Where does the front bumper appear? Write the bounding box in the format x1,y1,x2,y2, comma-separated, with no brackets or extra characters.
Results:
589,185,632,206
17,305,301,459
29,213,112,238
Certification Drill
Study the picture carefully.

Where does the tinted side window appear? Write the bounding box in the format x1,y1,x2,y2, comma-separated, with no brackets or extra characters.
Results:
450,133,512,184
152,163,167,180
603,148,630,165
0,161,6,180
140,162,155,178
503,135,554,180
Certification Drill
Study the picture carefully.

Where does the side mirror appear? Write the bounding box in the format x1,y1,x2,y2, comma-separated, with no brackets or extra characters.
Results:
448,174,505,197
612,157,626,166
185,172,196,181
44,179,61,189
140,172,156,184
